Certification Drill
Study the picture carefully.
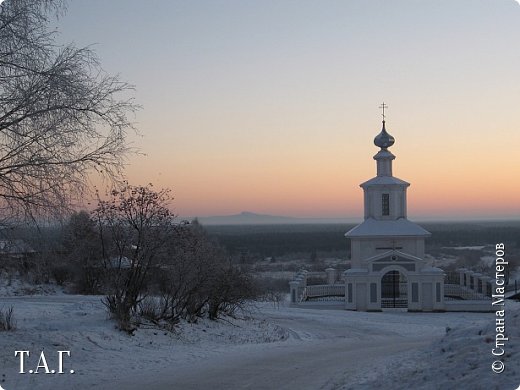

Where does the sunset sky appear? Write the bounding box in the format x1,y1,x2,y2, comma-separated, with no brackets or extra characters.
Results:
55,0,520,220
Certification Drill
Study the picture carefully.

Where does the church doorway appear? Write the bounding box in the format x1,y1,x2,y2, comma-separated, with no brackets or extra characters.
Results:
381,270,408,308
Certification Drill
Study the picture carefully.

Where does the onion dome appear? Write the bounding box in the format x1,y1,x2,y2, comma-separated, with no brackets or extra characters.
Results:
374,121,395,149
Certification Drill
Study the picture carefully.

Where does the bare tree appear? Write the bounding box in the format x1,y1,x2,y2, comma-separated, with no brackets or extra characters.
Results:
0,0,138,219
156,220,257,324
94,184,175,332
157,220,226,323
63,210,102,292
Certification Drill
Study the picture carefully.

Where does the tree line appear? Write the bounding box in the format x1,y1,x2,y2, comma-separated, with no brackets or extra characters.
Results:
206,222,520,261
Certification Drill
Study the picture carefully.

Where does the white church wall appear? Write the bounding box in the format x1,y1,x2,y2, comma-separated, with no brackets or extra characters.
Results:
408,280,421,311
389,188,404,219
350,239,362,267
355,283,367,311
363,192,370,219
345,282,354,310
421,282,433,311
415,239,425,260
364,185,408,220
367,276,383,311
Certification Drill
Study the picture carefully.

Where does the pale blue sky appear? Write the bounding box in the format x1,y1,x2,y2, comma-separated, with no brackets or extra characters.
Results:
54,0,520,219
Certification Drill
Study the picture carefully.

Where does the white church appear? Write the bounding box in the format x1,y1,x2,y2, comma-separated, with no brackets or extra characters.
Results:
290,111,493,311
290,112,445,311
342,117,445,311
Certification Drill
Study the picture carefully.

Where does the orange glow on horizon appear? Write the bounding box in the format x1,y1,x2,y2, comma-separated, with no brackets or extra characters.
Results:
117,119,520,220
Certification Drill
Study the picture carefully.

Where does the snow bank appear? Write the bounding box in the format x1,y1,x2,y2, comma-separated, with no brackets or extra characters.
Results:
0,296,288,390
174,315,288,345
349,301,520,389
0,273,62,296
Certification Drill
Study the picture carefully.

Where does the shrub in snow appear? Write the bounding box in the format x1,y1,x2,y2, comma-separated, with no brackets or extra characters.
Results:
51,264,73,286
75,185,258,333
151,220,257,325
0,306,16,331
138,297,161,320
94,184,175,333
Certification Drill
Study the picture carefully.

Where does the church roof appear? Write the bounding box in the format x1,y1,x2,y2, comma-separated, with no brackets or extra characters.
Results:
360,175,409,187
345,217,431,237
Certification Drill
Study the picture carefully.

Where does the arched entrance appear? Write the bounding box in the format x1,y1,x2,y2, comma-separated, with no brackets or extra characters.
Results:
381,270,408,308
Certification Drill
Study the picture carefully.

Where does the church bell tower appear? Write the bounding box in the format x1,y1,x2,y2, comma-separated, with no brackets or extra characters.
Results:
343,104,444,312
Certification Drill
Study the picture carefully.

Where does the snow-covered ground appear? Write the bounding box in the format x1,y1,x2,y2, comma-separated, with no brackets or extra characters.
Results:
0,293,519,390
0,273,61,296
445,246,488,251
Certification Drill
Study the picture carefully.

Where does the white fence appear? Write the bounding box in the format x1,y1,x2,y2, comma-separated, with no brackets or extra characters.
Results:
301,284,345,302
289,268,343,303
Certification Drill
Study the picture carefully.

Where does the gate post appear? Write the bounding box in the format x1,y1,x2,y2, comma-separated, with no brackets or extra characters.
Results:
458,268,467,287
325,268,336,285
289,280,300,303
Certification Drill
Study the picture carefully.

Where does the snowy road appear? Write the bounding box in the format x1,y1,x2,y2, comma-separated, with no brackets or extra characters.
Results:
115,336,428,390
111,306,465,390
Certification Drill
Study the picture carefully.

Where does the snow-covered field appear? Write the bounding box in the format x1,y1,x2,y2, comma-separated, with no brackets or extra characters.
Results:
0,292,519,390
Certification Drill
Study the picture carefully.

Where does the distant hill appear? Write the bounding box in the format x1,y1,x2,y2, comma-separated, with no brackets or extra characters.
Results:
191,211,359,225
184,212,520,226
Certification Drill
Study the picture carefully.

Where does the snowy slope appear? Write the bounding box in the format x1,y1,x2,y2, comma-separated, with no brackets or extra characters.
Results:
348,301,520,390
0,296,289,390
0,294,518,390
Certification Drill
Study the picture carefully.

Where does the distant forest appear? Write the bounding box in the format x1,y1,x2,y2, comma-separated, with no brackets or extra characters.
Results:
3,220,519,263
205,221,520,260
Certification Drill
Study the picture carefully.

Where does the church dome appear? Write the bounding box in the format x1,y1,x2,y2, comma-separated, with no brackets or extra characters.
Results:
374,121,395,149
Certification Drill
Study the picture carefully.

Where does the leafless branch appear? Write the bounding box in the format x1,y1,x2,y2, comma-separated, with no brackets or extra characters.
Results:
0,0,138,220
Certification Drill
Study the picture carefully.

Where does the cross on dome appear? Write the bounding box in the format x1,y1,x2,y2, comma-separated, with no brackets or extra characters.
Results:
379,102,388,121
374,102,395,149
